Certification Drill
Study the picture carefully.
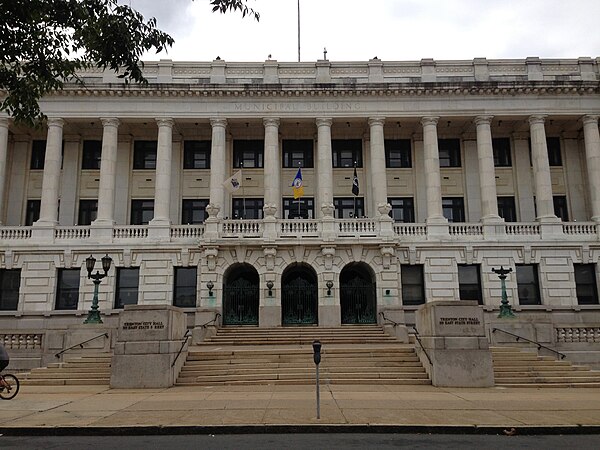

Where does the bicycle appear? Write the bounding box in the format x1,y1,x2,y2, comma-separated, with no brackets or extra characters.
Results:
0,373,20,400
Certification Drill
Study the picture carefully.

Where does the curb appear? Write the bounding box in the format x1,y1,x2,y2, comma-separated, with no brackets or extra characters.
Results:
2,424,600,436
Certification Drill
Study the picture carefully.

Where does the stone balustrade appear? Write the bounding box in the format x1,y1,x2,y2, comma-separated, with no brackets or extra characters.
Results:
1,220,600,245
0,333,44,349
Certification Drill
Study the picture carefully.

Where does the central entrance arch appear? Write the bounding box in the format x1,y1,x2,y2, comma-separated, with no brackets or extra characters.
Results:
340,263,377,324
222,264,259,326
281,263,318,326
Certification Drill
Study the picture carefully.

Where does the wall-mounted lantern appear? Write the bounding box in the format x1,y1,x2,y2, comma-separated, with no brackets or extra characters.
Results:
326,280,333,296
266,281,274,296
207,280,214,297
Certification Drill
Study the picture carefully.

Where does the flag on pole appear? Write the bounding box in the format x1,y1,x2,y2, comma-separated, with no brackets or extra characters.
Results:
223,170,242,193
292,167,304,199
352,166,359,196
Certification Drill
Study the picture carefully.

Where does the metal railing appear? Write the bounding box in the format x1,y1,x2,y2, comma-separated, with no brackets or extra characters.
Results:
54,333,108,359
201,312,221,328
171,329,192,368
492,327,566,360
378,311,400,327
411,326,433,366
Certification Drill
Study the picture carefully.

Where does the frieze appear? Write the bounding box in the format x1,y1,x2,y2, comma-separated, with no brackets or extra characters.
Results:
233,102,362,112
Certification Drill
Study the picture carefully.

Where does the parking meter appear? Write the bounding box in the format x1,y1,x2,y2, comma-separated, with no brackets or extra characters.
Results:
312,340,322,365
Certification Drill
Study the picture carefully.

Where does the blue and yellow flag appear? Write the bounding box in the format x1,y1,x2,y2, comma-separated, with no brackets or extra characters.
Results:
292,167,304,199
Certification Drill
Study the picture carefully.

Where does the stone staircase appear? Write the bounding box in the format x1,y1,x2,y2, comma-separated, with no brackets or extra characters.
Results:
177,326,431,386
492,346,600,388
21,354,112,386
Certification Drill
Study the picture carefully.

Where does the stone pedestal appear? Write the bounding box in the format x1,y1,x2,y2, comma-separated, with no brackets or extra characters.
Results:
111,305,187,388
415,300,494,387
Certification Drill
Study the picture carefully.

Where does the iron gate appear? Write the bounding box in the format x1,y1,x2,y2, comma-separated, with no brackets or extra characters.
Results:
223,278,259,325
282,277,318,325
340,277,376,324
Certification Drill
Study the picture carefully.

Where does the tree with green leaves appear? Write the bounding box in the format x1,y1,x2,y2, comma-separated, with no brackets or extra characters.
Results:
0,0,259,126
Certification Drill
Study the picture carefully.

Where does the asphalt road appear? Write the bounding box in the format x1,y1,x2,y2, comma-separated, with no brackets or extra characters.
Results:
1,433,599,450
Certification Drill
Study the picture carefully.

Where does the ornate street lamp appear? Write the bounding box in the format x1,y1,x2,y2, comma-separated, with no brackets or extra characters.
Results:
492,266,516,318
207,280,214,297
84,254,112,324
326,280,333,296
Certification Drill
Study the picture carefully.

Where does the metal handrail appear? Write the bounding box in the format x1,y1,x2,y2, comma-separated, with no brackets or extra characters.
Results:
411,326,433,366
378,311,400,327
201,312,221,328
171,329,192,368
55,333,108,358
492,328,566,360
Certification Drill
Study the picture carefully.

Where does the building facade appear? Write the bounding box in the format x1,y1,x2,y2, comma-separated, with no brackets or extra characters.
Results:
1,57,600,366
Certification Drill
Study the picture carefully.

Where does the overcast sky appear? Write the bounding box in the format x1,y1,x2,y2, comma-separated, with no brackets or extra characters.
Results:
127,0,600,62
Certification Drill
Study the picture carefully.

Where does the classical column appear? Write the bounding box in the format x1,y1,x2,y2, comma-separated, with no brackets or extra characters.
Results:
0,118,9,225
421,116,445,222
151,118,174,225
368,117,389,215
208,118,227,218
36,118,64,226
583,115,600,221
474,116,501,222
263,118,281,216
316,118,334,217
529,115,557,221
93,118,120,226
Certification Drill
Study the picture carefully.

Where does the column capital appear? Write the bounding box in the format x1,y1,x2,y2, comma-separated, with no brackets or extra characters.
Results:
0,117,9,128
368,117,385,127
474,115,494,126
155,118,174,128
210,118,227,128
263,117,280,128
101,117,120,128
420,116,439,127
582,115,599,126
528,115,547,125
47,118,64,128
315,118,332,128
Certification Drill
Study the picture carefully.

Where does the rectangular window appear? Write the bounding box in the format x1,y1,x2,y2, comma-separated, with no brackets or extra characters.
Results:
438,139,461,167
115,268,139,309
30,140,46,170
183,140,211,169
233,140,264,168
133,141,157,169
282,140,314,168
516,264,541,305
78,200,98,226
232,198,264,219
173,267,197,308
82,140,102,170
388,197,415,223
547,137,562,166
442,197,465,223
25,199,41,226
333,197,365,219
401,265,425,305
385,139,412,168
283,197,315,219
458,264,483,304
55,269,80,310
492,138,512,167
181,199,209,224
332,139,362,168
130,199,154,225
553,195,569,221
574,264,599,305
497,196,517,222
0,269,21,311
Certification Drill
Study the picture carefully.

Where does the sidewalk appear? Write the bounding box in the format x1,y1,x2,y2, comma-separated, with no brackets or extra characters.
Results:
1,384,600,434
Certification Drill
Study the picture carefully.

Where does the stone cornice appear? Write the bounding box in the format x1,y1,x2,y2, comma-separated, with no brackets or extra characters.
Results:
37,80,599,101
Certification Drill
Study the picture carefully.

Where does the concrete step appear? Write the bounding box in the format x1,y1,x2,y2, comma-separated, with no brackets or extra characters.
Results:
177,378,432,386
22,378,110,386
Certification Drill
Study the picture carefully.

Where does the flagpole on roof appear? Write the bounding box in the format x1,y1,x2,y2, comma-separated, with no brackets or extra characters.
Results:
297,0,301,62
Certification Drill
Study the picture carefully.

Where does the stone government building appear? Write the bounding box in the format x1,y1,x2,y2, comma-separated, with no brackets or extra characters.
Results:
1,56,600,369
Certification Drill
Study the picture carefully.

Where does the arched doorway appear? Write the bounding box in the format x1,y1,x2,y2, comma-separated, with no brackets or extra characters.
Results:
340,263,377,324
281,263,318,326
222,264,259,326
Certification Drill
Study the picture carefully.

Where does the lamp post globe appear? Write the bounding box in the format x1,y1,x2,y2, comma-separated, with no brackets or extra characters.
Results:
84,254,112,324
